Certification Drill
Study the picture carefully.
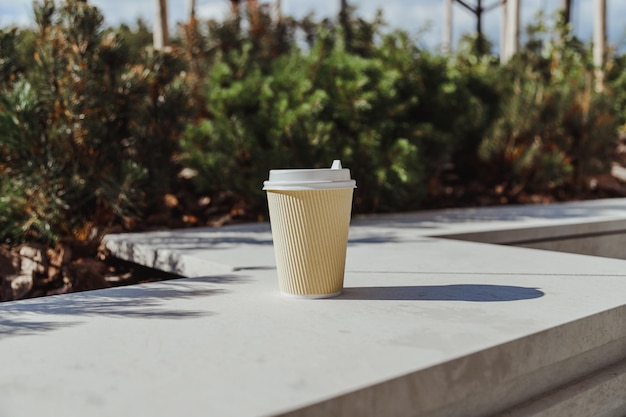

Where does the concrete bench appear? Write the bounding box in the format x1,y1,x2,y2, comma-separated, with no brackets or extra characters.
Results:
1,198,626,416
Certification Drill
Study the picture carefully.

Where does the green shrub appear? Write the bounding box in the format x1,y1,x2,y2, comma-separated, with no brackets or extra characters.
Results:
181,29,425,213
180,11,503,213
1,2,622,246
0,0,191,244
478,16,617,198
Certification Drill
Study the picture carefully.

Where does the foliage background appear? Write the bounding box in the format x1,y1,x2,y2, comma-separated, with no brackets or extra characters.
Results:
0,0,624,249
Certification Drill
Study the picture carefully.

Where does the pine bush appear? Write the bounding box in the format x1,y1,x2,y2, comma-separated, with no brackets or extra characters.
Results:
180,11,499,213
478,16,617,197
0,0,191,244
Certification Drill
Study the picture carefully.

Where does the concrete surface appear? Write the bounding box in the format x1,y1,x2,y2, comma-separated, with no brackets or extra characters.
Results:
2,198,626,416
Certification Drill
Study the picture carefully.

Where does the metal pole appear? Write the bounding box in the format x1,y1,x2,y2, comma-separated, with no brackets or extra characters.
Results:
153,0,168,49
560,0,571,24
444,0,453,54
476,0,482,36
503,0,519,61
500,0,507,63
594,0,606,90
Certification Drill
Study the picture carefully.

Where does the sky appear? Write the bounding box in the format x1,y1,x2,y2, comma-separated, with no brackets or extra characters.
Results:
1,0,625,52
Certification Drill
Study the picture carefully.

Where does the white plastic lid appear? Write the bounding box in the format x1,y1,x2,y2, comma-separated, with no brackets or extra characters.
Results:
263,160,357,191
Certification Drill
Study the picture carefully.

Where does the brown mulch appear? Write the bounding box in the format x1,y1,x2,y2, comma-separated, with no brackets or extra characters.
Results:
0,240,182,302
0,185,265,302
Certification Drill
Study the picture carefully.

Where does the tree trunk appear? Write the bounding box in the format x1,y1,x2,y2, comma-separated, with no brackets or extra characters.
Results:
443,0,453,54
476,0,482,36
593,0,606,91
248,0,261,36
275,0,282,22
339,0,352,48
502,0,519,62
153,0,169,49
340,0,348,15
230,0,242,14
560,0,571,24
500,0,507,63
187,0,196,21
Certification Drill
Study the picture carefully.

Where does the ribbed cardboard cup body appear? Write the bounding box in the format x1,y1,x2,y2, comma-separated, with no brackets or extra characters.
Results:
264,162,356,298
266,189,353,297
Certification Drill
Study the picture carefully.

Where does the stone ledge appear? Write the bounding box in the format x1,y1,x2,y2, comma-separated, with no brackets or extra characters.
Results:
2,198,626,417
501,358,626,417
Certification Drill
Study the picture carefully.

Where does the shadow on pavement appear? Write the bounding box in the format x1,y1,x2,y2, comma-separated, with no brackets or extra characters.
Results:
340,284,544,301
0,275,242,339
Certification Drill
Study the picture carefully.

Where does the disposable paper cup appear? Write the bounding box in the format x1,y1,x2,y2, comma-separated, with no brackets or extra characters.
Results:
263,161,356,298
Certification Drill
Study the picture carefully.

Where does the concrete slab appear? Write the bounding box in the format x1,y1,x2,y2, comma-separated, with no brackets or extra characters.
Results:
104,197,626,276
2,198,626,416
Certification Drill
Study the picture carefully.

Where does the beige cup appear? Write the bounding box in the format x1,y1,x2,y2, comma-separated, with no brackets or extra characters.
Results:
263,161,356,298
